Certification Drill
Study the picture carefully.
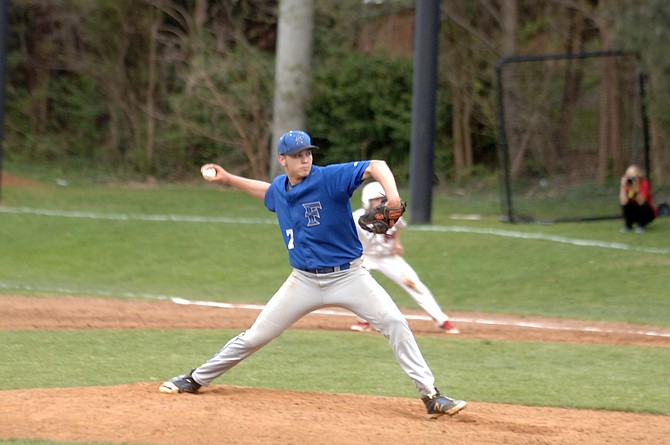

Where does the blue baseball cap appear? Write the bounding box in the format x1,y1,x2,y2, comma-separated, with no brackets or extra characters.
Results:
278,130,319,155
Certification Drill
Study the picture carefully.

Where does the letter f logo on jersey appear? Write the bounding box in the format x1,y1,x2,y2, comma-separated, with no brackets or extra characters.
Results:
302,202,322,226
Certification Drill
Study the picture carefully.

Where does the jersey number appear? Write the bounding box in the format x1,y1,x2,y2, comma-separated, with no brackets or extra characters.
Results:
285,228,295,250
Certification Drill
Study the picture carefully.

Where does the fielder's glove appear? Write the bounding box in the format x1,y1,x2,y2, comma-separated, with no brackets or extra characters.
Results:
358,198,407,234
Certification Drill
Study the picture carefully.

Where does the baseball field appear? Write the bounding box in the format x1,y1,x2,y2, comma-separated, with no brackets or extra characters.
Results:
1,173,669,444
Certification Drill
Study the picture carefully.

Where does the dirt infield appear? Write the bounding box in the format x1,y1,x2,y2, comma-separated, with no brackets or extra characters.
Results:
1,295,669,444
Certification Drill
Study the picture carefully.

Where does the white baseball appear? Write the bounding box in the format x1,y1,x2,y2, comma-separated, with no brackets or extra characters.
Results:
202,167,217,179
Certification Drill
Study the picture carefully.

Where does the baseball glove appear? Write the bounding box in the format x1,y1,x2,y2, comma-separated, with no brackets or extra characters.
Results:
358,199,407,234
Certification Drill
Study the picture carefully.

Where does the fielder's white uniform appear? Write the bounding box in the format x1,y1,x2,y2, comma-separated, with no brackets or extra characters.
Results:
353,210,451,328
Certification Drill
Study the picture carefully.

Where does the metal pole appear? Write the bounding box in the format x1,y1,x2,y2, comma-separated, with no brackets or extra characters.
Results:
409,0,440,224
638,72,651,183
495,60,514,222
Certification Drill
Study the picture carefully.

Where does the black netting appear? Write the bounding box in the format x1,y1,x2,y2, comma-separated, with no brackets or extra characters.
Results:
496,52,648,223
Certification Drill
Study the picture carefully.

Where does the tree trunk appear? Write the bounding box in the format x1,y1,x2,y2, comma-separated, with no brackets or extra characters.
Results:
552,10,586,173
452,85,474,181
270,0,315,179
596,18,622,184
145,9,159,177
649,115,668,184
26,5,53,134
452,88,465,179
500,0,518,177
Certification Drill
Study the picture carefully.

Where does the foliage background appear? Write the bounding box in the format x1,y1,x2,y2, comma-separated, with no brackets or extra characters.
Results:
3,0,670,187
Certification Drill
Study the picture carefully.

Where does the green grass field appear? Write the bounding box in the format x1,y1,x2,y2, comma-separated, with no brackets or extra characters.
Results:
1,179,669,423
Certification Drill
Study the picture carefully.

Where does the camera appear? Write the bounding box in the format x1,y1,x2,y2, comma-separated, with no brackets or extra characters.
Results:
626,176,636,185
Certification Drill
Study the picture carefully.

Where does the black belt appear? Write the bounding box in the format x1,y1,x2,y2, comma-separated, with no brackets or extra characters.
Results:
299,263,351,274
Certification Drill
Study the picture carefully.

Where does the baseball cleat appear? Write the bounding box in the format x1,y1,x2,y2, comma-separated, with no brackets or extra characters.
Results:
422,389,467,417
440,320,460,334
159,369,201,394
350,321,371,332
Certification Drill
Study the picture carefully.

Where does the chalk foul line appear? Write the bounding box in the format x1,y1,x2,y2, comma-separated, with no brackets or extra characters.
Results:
170,297,670,339
2,206,668,254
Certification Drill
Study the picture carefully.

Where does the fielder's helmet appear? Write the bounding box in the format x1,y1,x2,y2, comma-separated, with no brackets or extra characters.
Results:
361,181,385,210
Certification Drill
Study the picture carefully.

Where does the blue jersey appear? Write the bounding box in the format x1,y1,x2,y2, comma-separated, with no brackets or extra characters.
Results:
264,161,370,270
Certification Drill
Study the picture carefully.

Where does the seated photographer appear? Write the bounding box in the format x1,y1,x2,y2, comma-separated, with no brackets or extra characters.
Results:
619,164,657,233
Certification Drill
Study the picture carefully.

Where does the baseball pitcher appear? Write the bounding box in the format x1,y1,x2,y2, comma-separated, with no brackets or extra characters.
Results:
159,130,467,418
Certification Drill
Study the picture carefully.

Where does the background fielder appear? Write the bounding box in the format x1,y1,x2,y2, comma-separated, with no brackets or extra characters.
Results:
159,130,467,417
351,181,459,334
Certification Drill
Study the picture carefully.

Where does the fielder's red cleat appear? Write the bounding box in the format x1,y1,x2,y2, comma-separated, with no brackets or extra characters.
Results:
350,321,372,332
440,320,460,334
